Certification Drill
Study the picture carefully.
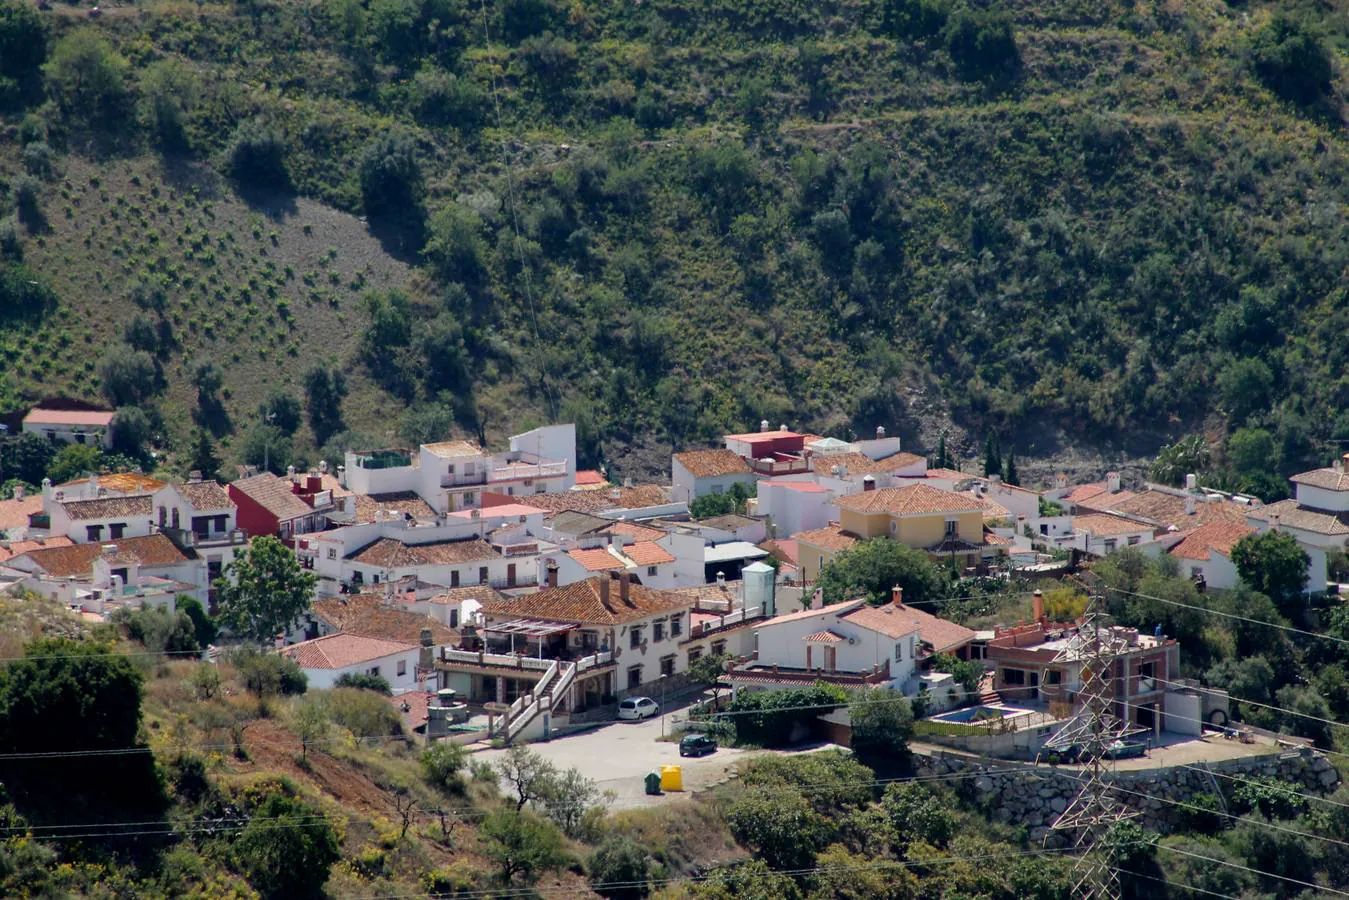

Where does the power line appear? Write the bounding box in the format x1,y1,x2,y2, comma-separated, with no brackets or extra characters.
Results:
1155,841,1349,897
1108,585,1349,650
1111,866,1245,900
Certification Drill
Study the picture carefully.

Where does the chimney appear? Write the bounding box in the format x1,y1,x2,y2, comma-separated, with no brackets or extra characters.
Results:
41,477,51,501
1054,472,1067,489
779,423,788,432
1106,472,1121,494
1185,473,1197,491
337,464,346,487
760,419,770,432
891,585,903,607
830,466,841,477
102,543,119,558
546,561,559,587
13,484,22,501
1184,496,1196,516
599,574,611,609
1342,453,1349,473
717,571,726,586
320,459,329,475
188,470,202,483
88,474,99,497
619,569,632,605
1032,590,1044,622
623,476,633,489
419,627,434,670
876,425,886,439
287,465,296,479
862,475,876,492
1271,513,1281,532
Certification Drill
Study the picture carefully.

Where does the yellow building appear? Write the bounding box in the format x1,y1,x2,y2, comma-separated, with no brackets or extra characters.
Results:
798,484,1008,578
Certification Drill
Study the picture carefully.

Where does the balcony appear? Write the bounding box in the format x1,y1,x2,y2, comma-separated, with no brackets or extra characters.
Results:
747,456,811,476
488,460,567,483
437,647,614,673
158,525,248,551
729,660,893,688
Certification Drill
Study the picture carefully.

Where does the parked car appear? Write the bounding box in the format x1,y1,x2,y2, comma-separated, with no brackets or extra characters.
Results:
618,697,659,720
679,733,718,757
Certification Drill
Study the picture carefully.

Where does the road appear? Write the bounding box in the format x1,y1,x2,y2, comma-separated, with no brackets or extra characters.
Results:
475,704,753,807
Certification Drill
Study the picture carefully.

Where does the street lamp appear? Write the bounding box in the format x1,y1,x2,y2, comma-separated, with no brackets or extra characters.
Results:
659,673,667,738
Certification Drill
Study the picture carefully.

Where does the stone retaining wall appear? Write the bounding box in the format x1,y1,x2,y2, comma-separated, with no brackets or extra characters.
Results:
914,748,1340,847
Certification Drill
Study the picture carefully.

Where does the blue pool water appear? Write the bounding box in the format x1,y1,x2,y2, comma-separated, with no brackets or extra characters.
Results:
930,705,1023,724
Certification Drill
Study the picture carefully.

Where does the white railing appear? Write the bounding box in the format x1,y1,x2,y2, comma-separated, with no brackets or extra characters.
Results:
576,650,614,672
440,649,555,670
549,661,577,711
489,460,567,483
692,606,763,635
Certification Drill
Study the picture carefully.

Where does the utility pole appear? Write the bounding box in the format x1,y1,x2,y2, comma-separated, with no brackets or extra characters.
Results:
1044,593,1136,900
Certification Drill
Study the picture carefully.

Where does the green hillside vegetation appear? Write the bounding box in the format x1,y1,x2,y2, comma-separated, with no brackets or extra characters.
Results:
3,0,1349,478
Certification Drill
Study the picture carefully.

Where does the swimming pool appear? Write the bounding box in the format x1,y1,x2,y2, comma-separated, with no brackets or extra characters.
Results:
929,704,1031,724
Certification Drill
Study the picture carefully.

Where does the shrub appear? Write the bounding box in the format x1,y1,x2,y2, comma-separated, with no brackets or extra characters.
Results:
234,649,308,697
942,7,1018,80
44,31,130,122
0,1,46,86
12,174,42,227
480,809,566,886
115,606,199,655
97,346,158,407
881,782,957,849
358,130,423,219
227,119,289,190
327,686,402,738
730,685,845,747
334,672,392,694
1250,15,1333,106
725,788,831,870
881,0,950,39
411,68,484,129
421,741,467,792
21,142,53,180
234,790,340,899
588,834,650,899
109,406,152,457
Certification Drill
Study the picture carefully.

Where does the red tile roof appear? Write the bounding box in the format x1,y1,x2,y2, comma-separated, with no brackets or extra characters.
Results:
843,602,974,653
0,535,74,564
568,547,624,572
353,492,437,523
230,473,315,521
672,449,753,479
480,576,694,626
759,539,800,567
835,484,984,516
812,452,925,476
764,599,866,626
1291,467,1349,491
15,534,190,577
1072,514,1153,537
60,495,154,521
838,603,924,639
598,521,667,542
1168,522,1255,561
763,479,832,493
23,408,115,427
0,495,42,531
176,481,235,511
802,630,845,644
723,428,804,442
59,473,168,494
574,470,606,486
624,541,675,566
794,524,861,552
350,537,498,568
1065,483,1108,504
311,594,458,644
282,633,417,669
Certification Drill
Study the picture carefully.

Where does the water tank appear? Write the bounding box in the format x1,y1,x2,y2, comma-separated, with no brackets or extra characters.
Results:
742,561,776,617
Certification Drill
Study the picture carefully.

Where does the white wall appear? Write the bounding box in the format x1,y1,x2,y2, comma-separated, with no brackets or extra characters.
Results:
757,483,833,538
343,452,422,498
752,605,917,685
1294,483,1349,514
301,646,423,693
853,437,906,461
22,422,112,449
510,424,577,482
661,532,708,586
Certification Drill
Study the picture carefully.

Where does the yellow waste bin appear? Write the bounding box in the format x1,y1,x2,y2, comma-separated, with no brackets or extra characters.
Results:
660,764,683,792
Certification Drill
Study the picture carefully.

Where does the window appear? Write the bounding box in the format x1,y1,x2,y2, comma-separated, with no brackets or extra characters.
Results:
1127,535,1141,546
506,486,514,496
450,609,460,628
1139,661,1156,692
670,615,682,637
369,666,381,677
478,566,489,585
109,523,125,540
660,655,676,677
653,621,665,642
647,565,658,577
451,570,461,587
465,492,476,506
1104,539,1117,552
687,648,702,666
627,666,643,690
630,627,643,649
889,521,897,535
711,640,726,657
44,430,55,441
944,519,958,536
158,506,167,527
712,484,724,494
372,574,380,584
1002,668,1026,686
1190,566,1202,579
86,525,103,542
581,631,598,650
523,479,533,487
1045,670,1062,685
397,660,407,676
327,548,337,560
464,463,474,476
536,485,546,494
895,642,904,662
75,433,86,445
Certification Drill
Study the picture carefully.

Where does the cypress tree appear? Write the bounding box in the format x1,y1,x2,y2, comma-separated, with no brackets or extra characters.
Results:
1004,452,1019,486
983,434,1001,478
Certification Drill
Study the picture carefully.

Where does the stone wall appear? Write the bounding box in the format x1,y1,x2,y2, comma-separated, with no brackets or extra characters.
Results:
914,749,1340,847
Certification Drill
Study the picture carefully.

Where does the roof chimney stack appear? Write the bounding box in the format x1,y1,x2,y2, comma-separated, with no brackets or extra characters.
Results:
319,459,329,475
1185,496,1196,516
1341,453,1349,472
618,569,632,605
188,470,202,484
546,561,558,588
876,425,886,439
760,419,770,432
1106,471,1121,494
891,585,903,607
1185,473,1197,491
780,423,788,432
1032,590,1044,622
287,465,296,479
13,484,23,501
862,475,876,492
599,573,611,610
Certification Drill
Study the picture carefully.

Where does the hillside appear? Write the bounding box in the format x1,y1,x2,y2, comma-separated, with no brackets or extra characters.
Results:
2,0,1349,479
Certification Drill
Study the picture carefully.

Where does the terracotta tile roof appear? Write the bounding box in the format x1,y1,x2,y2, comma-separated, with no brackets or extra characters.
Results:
1291,467,1349,491
60,495,154,521
176,481,234,511
672,449,752,479
59,473,168,494
843,602,973,652
759,538,800,567
352,492,437,523
0,535,74,564
312,594,458,644
984,531,1011,546
390,690,432,731
812,452,925,476
479,576,695,625
1075,489,1138,512
624,541,675,566
766,599,866,626
526,485,672,517
1108,490,1250,528
923,468,970,481
424,585,507,606
23,408,115,427
598,521,667,542
723,428,804,442
1168,522,1255,561
230,474,314,521
0,495,42,531
422,440,482,459
794,524,861,552
835,484,984,516
548,511,614,535
350,537,499,568
673,582,742,609
282,633,417,669
568,547,624,572
1247,499,1349,536
15,533,190,577
574,470,607,486
802,630,845,644
1065,483,1108,504
1072,514,1153,537
973,494,1012,521
763,479,831,493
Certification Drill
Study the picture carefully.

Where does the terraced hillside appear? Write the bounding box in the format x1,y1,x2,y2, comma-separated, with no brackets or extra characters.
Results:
1,0,1347,479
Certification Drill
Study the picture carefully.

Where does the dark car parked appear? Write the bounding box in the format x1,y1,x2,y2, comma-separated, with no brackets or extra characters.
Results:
679,733,718,757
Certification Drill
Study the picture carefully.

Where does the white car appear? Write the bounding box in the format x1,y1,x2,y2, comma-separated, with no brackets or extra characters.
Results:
617,697,659,721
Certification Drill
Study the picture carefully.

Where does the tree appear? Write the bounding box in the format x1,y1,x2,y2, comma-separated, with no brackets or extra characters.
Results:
1250,14,1333,107
234,648,309,697
496,744,557,811
667,860,801,900
1002,451,1019,486
1231,530,1309,617
411,67,485,129
109,406,152,457
334,672,391,693
423,204,486,284
848,688,913,771
399,402,456,446
235,790,340,899
98,346,158,407
881,782,957,849
0,1,46,88
480,809,565,886
589,834,650,900
258,391,302,436
420,741,467,793
241,422,292,476
1217,358,1274,426
43,31,130,123
817,538,947,606
46,443,101,484
293,696,328,762
116,606,198,654
881,0,950,40
540,766,602,839
140,58,198,151
725,788,831,870
304,364,348,446
982,433,1000,478
177,595,218,647
227,118,289,190
188,429,223,481
809,843,918,900
358,130,424,219
933,432,951,469
1227,427,1275,476
0,431,55,485
942,7,1018,81
688,652,729,705
217,535,318,643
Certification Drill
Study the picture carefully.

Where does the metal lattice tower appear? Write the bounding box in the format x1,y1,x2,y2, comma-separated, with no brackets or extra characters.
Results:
1044,593,1137,900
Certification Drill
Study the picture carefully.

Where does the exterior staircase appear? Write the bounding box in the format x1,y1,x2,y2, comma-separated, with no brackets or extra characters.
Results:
977,672,1002,705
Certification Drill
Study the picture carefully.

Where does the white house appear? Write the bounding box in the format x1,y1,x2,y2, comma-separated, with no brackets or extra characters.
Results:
22,407,115,448
6,533,206,607
670,449,755,504
47,487,154,544
1167,522,1253,591
282,633,423,692
1061,513,1156,557
756,478,836,537
152,480,246,602
732,598,919,691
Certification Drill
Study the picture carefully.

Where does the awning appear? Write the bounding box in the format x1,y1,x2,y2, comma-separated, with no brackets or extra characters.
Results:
802,630,845,644
483,618,575,638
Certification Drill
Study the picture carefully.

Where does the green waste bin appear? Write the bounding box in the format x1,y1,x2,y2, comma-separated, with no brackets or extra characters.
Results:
644,772,662,795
